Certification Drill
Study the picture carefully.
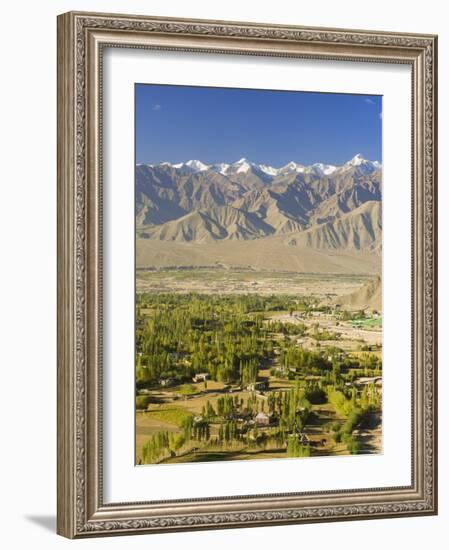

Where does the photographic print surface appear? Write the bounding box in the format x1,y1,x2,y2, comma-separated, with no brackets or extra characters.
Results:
135,84,383,465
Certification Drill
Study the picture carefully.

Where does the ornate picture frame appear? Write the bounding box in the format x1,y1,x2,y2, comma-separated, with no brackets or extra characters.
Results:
57,11,437,538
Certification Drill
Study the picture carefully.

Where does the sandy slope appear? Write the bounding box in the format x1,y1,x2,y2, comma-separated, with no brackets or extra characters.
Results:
136,235,381,274
334,276,382,310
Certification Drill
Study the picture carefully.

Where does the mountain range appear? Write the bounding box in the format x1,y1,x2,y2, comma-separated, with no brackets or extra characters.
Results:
136,154,382,273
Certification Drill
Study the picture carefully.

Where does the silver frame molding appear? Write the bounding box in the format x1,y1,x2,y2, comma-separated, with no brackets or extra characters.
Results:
57,11,438,538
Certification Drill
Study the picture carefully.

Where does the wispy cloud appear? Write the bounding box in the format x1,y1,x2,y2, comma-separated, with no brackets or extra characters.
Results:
152,104,162,111
364,98,375,105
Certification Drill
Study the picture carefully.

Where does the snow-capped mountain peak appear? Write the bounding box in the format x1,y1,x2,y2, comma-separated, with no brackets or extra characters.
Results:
232,158,253,174
212,163,231,175
307,162,337,176
258,164,280,176
347,153,365,167
281,161,305,174
185,159,209,172
342,154,381,175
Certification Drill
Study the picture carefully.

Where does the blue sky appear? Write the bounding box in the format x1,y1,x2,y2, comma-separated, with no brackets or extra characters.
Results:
135,84,382,166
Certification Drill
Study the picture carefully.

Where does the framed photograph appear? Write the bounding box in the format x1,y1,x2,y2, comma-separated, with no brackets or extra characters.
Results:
57,11,438,538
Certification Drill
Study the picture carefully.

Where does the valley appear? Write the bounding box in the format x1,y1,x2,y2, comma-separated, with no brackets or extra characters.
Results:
135,154,383,465
135,270,382,465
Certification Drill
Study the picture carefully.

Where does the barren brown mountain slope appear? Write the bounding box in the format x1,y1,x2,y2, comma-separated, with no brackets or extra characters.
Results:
334,276,382,310
285,201,381,252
